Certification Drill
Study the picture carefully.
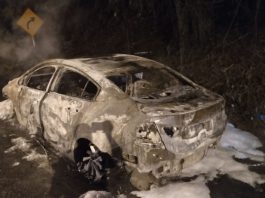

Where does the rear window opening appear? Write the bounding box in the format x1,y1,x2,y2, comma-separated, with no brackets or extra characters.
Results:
107,68,194,99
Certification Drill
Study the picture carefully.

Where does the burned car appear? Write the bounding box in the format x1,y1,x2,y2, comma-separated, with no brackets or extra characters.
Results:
2,54,226,189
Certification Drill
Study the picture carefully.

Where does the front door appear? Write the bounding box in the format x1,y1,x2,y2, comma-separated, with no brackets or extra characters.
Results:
16,66,56,134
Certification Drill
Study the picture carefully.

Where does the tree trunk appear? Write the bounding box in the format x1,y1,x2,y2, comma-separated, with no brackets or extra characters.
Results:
175,0,213,64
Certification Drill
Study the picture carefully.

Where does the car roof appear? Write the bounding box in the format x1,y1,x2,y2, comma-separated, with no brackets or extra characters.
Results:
70,54,165,75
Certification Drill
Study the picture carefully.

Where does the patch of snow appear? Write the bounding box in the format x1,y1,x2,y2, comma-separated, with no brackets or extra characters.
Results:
4,137,31,153
79,190,113,198
4,137,48,168
0,99,14,121
22,150,47,168
219,123,265,161
132,123,265,198
12,161,20,167
181,148,265,186
117,194,127,198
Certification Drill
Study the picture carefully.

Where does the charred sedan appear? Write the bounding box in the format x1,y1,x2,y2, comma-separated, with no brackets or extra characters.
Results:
2,54,226,189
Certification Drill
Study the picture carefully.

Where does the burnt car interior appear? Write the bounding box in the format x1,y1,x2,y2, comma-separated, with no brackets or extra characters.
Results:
107,75,128,92
56,70,98,100
27,67,55,91
26,67,99,101
107,67,195,100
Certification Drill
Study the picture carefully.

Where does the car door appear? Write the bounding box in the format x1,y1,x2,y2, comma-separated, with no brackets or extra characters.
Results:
16,66,57,134
40,67,100,152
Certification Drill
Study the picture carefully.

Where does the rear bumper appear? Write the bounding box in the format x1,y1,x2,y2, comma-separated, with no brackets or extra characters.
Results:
133,135,220,178
129,101,227,179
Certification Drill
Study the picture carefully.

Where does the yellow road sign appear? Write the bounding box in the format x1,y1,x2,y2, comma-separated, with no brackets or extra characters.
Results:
17,8,43,36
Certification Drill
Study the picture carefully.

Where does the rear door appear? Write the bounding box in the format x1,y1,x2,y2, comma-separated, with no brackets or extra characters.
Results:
16,66,56,134
40,68,100,152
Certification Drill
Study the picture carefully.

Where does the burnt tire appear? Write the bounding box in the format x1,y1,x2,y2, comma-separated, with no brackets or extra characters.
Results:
74,138,105,184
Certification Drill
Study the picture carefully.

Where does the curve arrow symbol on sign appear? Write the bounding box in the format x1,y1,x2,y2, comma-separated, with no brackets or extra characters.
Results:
26,17,35,30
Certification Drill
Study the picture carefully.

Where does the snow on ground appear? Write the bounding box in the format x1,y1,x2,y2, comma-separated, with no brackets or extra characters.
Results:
220,123,265,161
4,137,31,153
0,99,14,121
12,161,20,167
132,124,265,198
4,137,48,168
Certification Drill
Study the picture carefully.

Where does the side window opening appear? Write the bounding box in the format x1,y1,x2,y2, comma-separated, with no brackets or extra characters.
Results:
107,75,128,92
56,70,98,100
27,67,55,91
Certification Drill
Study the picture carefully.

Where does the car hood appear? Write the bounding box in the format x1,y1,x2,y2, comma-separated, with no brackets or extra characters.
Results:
133,87,224,116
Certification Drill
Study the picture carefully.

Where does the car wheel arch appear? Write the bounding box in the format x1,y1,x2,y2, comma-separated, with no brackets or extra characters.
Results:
72,128,113,156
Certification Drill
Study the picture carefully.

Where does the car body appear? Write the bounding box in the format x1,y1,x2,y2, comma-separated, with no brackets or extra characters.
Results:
2,54,226,185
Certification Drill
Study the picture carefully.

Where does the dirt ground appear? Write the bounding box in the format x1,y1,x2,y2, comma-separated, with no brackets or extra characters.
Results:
0,119,265,198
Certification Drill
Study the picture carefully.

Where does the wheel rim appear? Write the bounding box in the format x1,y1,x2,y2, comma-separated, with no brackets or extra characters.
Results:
81,153,103,182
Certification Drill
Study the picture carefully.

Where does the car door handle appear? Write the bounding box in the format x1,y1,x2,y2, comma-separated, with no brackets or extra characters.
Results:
18,86,24,95
30,105,34,114
30,101,39,114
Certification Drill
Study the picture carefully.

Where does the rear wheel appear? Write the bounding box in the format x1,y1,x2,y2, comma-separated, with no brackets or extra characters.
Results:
74,138,105,183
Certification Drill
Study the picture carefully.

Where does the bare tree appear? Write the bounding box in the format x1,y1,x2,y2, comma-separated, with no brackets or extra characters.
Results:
175,0,213,64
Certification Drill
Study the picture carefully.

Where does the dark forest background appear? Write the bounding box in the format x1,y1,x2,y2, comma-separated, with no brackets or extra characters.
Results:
1,0,265,123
